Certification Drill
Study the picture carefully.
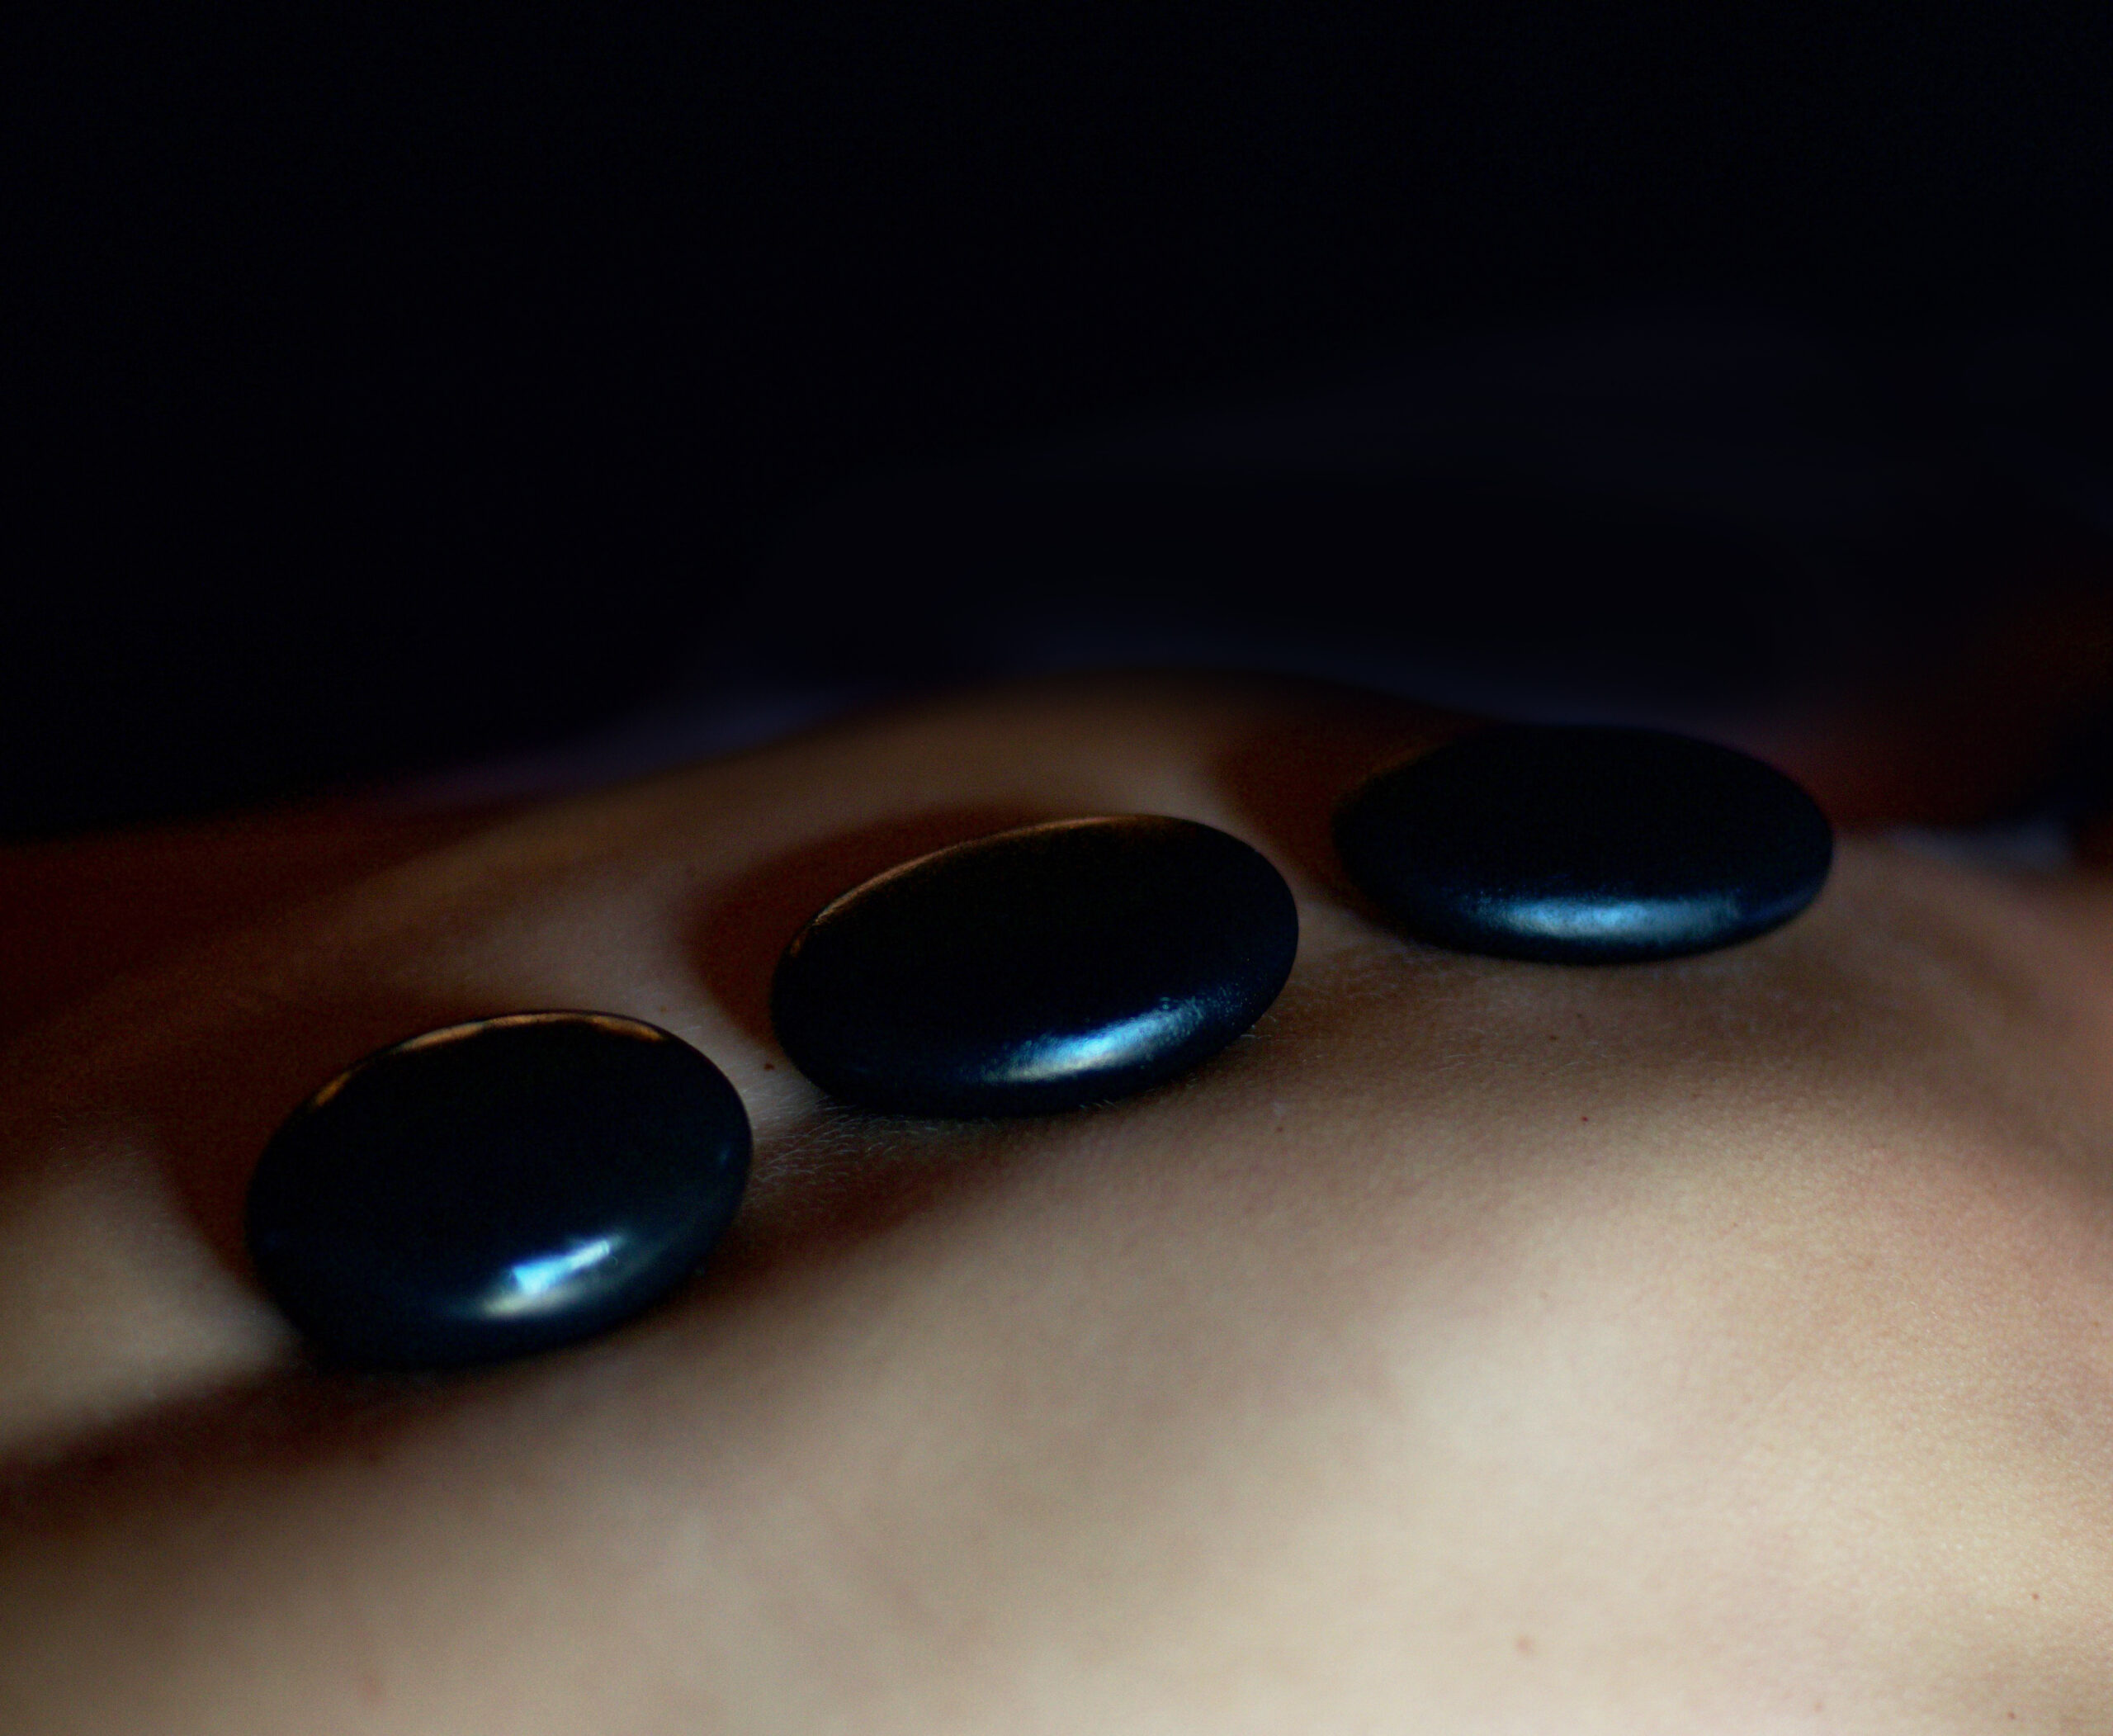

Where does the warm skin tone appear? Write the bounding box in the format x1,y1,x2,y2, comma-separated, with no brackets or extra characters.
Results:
2,674,2113,1732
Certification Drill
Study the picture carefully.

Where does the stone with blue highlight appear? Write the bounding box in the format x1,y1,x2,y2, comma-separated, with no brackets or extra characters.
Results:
1333,725,1832,964
245,1012,750,1368
771,816,1298,1117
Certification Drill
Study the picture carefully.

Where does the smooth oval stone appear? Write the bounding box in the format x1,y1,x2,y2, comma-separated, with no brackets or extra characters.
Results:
771,816,1298,1117
1333,725,1833,963
245,1012,751,1368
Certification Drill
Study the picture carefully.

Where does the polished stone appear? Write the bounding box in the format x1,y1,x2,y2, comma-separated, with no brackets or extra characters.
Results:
245,1012,751,1368
771,816,1298,1116
1333,725,1832,963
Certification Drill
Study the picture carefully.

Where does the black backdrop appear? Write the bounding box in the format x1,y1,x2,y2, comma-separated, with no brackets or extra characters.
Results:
9,8,2112,833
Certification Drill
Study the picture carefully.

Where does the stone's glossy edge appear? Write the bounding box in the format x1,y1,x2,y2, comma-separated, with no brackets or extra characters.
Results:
770,817,1300,1119
1332,728,1835,965
1375,876,1824,964
244,1011,752,1369
783,970,1285,1120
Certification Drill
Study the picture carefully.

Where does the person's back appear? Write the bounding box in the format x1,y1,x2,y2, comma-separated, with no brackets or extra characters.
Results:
3,673,2109,1731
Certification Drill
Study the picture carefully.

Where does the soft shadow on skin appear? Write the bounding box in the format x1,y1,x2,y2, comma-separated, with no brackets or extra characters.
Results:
1212,686,1472,898
1,1034,1037,1509
0,1350,451,1507
689,802,1054,1051
0,1112,1051,1517
111,986,511,1278
0,982,527,1490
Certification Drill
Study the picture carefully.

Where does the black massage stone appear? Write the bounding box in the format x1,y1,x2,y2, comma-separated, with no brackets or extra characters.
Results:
245,1012,751,1368
1334,725,1832,963
771,816,1298,1117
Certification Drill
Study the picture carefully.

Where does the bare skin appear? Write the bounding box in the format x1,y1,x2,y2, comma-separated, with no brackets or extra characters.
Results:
2,673,2112,1733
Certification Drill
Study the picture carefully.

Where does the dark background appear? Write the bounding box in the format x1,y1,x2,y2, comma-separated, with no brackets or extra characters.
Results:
9,7,2112,835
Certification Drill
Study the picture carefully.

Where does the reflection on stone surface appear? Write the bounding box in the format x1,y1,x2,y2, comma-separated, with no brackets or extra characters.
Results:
246,1013,751,1368
772,817,1298,1117
1335,725,1833,963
